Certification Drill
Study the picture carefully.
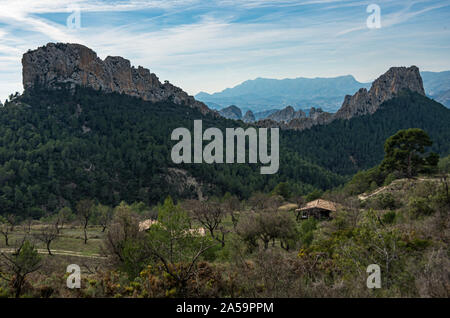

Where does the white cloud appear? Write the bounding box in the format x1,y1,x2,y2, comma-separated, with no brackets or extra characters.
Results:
0,0,449,101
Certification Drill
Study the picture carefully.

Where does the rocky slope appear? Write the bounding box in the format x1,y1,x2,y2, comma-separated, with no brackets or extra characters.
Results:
22,43,213,115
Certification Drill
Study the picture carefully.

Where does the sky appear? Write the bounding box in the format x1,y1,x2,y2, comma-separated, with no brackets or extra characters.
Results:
0,0,449,102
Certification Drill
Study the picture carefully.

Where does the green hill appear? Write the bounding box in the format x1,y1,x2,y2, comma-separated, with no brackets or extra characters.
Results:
0,87,343,218
283,91,450,175
1,87,449,219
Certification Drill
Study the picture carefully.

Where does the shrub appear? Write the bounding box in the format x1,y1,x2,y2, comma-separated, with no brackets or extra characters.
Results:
382,211,396,224
375,193,398,210
408,197,434,218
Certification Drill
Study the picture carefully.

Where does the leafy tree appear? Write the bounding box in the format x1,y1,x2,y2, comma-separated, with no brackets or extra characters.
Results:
146,197,216,295
0,240,41,297
381,128,438,178
438,155,450,174
272,182,291,200
304,189,323,202
103,201,148,279
237,210,298,250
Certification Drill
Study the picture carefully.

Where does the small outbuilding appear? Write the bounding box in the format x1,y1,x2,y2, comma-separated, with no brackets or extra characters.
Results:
295,199,338,220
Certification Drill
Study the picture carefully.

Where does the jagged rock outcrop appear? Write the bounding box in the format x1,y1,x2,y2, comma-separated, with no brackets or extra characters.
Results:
243,110,255,123
267,106,306,123
22,43,214,115
335,66,425,120
309,107,323,120
255,66,426,131
219,105,242,120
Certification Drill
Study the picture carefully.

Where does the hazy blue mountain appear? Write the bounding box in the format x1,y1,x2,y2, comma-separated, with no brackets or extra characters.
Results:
254,109,280,120
196,75,371,112
196,71,450,113
421,71,450,107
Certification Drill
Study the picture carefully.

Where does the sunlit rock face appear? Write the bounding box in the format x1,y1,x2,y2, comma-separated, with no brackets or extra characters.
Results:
22,43,214,115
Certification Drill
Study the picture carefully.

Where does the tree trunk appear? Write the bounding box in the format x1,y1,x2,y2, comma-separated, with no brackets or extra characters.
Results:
84,219,88,244
407,152,412,178
47,241,53,256
14,275,24,298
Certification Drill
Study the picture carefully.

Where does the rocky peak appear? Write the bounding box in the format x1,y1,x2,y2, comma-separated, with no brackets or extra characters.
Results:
243,110,255,123
267,106,306,123
335,66,425,120
22,43,213,115
309,107,324,120
219,105,242,120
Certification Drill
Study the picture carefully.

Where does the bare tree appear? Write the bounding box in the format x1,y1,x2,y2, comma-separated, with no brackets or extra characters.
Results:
54,207,72,234
189,201,228,247
247,192,283,210
34,226,58,255
0,216,11,246
103,202,143,266
0,239,41,297
76,199,95,244
22,218,34,234
96,204,113,232
222,193,241,229
6,214,17,232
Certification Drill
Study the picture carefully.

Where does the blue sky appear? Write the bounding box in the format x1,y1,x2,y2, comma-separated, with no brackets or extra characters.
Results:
0,0,449,102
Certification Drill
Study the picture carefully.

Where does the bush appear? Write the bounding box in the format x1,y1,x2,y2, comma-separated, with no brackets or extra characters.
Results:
438,155,450,173
408,197,434,218
375,193,398,210
298,218,318,247
382,211,396,224
304,189,323,202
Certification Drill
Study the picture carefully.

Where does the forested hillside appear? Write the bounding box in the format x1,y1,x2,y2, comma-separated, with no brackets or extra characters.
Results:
1,87,449,219
283,91,450,175
0,86,343,218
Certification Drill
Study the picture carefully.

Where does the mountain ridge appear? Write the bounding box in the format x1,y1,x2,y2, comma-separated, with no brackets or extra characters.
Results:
196,70,450,112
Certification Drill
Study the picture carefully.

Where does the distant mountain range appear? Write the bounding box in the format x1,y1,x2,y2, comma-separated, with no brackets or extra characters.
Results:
421,71,450,108
196,71,450,112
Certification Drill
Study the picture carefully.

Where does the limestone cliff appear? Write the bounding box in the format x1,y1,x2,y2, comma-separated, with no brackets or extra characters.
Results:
334,66,425,120
22,43,213,115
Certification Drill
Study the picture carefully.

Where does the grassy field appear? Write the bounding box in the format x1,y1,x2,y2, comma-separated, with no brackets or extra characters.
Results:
0,225,106,256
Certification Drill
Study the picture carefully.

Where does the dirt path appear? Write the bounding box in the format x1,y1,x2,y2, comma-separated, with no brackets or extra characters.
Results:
358,177,443,201
0,248,105,259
